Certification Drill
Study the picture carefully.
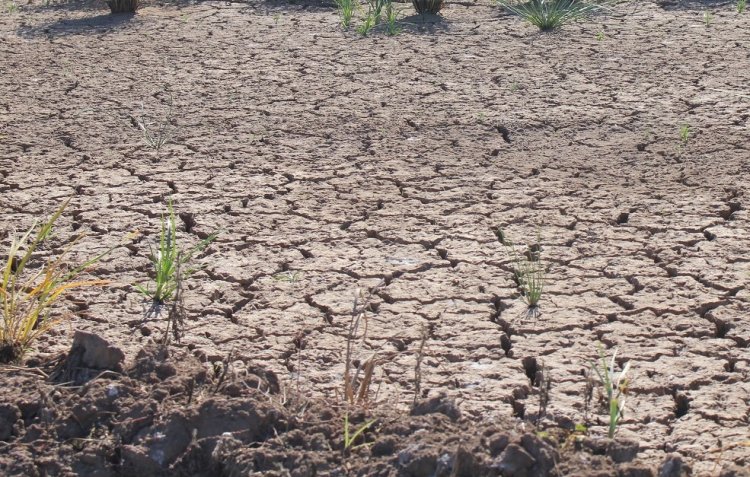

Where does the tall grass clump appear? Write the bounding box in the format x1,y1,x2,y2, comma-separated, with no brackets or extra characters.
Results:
498,0,601,31
335,0,357,28
0,200,111,363
497,228,545,317
135,200,217,309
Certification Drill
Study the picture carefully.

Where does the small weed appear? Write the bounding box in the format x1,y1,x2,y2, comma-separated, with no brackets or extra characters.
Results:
384,0,401,35
272,270,303,284
738,0,746,13
596,30,605,40
343,283,383,405
679,124,690,146
135,200,217,311
412,0,443,14
703,11,713,26
591,345,631,439
273,13,281,25
509,82,522,92
499,0,602,31
132,90,175,153
498,228,545,317
4,1,18,13
357,12,377,36
343,413,376,452
0,200,112,363
335,0,356,29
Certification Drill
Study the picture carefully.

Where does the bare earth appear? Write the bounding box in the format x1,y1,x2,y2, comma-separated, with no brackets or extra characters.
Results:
0,0,749,475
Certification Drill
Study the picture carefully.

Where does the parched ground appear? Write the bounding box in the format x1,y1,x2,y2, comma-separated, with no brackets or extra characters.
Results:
0,0,749,474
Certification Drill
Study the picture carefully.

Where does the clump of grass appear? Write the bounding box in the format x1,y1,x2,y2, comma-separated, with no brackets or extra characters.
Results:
498,227,545,317
135,200,217,312
107,0,138,13
412,0,443,14
132,90,174,153
679,124,690,146
738,0,746,13
498,0,601,31
0,200,111,364
335,0,357,28
384,0,401,35
357,12,377,36
591,345,631,439
703,10,713,26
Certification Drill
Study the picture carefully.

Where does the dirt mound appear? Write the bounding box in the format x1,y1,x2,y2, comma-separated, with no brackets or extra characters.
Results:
0,340,679,476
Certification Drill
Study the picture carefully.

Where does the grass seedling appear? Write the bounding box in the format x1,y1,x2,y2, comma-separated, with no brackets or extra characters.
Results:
738,0,746,13
679,124,690,146
357,12,377,36
0,200,112,363
4,1,18,13
384,0,401,35
135,200,217,312
498,228,545,317
703,11,713,26
596,30,605,40
591,345,631,439
343,413,376,452
498,0,602,31
334,0,356,29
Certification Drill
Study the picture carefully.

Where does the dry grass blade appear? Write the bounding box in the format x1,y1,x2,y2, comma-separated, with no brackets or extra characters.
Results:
1,200,112,363
343,282,384,406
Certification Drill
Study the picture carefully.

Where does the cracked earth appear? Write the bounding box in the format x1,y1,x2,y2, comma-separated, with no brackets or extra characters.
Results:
0,0,749,474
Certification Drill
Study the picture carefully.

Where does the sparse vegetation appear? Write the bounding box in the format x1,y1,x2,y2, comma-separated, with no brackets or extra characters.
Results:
591,345,631,439
703,11,713,26
334,0,357,28
132,91,175,153
498,227,545,317
679,124,690,146
498,0,601,31
343,413,376,452
384,0,401,35
0,201,111,363
135,200,217,312
738,0,746,13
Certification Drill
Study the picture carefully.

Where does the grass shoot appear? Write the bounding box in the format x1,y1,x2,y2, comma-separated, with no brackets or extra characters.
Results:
135,200,217,310
591,345,631,439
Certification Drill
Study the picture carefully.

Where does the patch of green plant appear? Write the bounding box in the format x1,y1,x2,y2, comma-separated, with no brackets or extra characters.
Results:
591,345,631,439
497,228,545,316
596,30,605,40
343,413,376,452
498,0,602,31
357,11,377,36
738,0,746,13
4,1,18,13
703,11,713,26
135,200,217,307
679,124,690,146
367,0,388,23
0,200,113,363
384,0,401,35
335,0,357,29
